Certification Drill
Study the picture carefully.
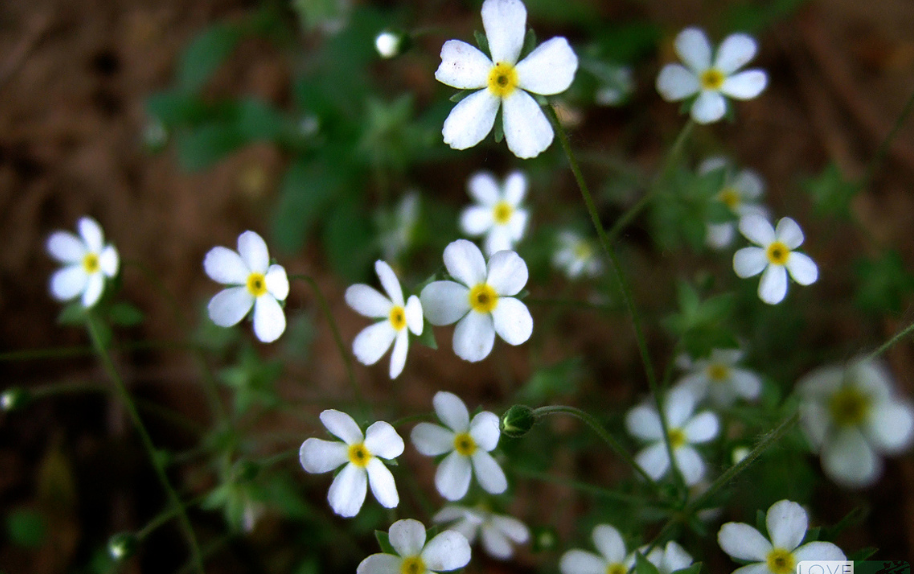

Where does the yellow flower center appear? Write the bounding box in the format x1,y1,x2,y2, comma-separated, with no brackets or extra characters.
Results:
389,306,407,331
668,428,686,449
453,432,477,456
488,62,519,98
606,564,627,574
766,241,790,265
766,548,796,574
573,240,592,261
82,253,100,274
707,363,730,382
468,283,499,313
829,386,871,427
700,68,725,90
400,556,426,574
347,443,372,468
246,272,267,297
492,200,514,225
718,187,741,209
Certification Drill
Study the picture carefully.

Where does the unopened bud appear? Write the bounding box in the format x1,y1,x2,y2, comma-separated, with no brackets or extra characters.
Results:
1,387,31,412
108,532,138,561
531,526,559,552
375,30,410,59
501,404,535,438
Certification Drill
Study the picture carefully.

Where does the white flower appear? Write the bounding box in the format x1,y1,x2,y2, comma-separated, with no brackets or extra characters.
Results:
644,541,693,574
459,171,529,257
203,231,289,343
559,524,633,574
657,27,767,124
411,391,507,500
434,505,529,560
625,388,719,485
797,358,914,488
733,216,817,305
299,409,404,517
420,239,532,362
553,230,602,279
675,348,762,407
345,260,423,379
698,157,767,249
47,217,119,308
718,499,846,574
435,0,578,158
357,519,471,574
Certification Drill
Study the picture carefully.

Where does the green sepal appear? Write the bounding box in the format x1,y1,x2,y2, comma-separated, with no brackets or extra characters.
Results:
520,29,537,59
634,551,661,574
474,30,490,56
57,302,87,325
375,530,397,555
415,321,438,350
672,563,702,574
449,90,470,103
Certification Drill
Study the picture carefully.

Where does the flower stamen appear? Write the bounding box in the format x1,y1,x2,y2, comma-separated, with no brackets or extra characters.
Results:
718,187,741,209
707,363,729,382
766,241,790,265
700,68,725,90
400,556,426,574
347,443,372,468
668,428,686,449
765,548,796,574
246,272,268,297
468,284,499,313
389,306,407,331
453,432,477,456
82,253,100,274
492,201,513,225
829,386,871,427
488,62,519,98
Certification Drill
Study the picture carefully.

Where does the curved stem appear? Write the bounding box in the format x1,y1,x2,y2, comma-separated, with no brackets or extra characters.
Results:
859,86,914,188
867,320,914,361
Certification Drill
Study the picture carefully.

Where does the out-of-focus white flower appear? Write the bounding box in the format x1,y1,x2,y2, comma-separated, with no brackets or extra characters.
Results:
675,348,762,407
411,391,507,500
379,192,420,262
553,230,602,279
204,230,289,343
733,215,817,305
657,27,767,124
358,519,471,574
435,0,578,158
698,157,767,249
718,499,846,574
594,65,634,106
47,217,119,308
559,524,633,574
299,409,404,517
420,239,532,362
434,505,529,559
460,171,529,257
797,357,914,488
644,541,693,574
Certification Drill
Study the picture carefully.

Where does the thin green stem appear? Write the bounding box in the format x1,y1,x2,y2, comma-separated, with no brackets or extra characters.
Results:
859,87,914,188
866,320,914,361
137,493,209,539
513,466,656,506
85,313,204,574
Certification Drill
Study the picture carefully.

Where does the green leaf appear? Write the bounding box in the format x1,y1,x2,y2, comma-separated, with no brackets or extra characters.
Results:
7,509,47,548
323,197,376,282
415,321,437,350
272,159,344,252
178,23,243,92
176,124,247,171
236,99,288,142
672,564,703,574
474,30,490,57
57,302,87,325
520,28,537,59
146,90,209,126
802,162,857,218
634,552,661,574
493,114,504,143
853,250,914,315
375,530,397,555
108,302,144,327
519,357,583,401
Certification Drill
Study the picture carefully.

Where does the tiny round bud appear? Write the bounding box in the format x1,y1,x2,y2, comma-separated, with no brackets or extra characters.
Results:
374,30,410,59
1,387,31,412
731,446,750,465
531,525,559,552
108,532,138,561
501,405,535,438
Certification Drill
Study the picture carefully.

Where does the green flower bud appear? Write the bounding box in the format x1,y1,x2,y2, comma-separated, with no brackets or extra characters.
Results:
531,525,559,552
1,387,31,412
108,532,138,561
501,404,535,438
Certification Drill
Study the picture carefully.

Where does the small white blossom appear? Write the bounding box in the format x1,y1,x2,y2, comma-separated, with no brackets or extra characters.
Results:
203,231,289,343
357,519,471,574
345,260,423,379
460,171,529,257
657,27,767,124
553,230,602,279
559,524,633,574
698,157,767,249
675,348,762,407
718,499,846,574
797,358,914,488
436,0,578,158
411,391,507,500
733,216,818,305
299,409,404,517
434,505,529,560
47,217,119,308
625,388,719,485
420,239,533,362
594,65,634,106
644,541,693,574
375,30,405,59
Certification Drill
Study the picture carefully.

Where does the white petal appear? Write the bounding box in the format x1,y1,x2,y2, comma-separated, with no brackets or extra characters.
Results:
265,265,289,300
733,247,768,278
353,321,397,366
592,524,626,563
665,387,697,427
99,246,119,277
864,401,914,453
717,523,771,561
442,89,500,150
411,423,456,456
673,446,706,485
367,458,399,508
299,438,349,473
375,260,405,307
739,214,775,246
481,0,526,64
491,515,529,543
730,368,762,400
469,411,501,451
714,34,757,74
636,442,670,480
436,450,472,501
732,564,772,574
683,411,719,443
481,525,514,559
436,40,492,89
390,518,427,558
320,409,364,445
706,222,735,249
208,286,254,327
405,296,423,335
656,64,700,101
758,264,788,305
346,285,393,318
434,391,470,432
822,427,880,487
793,542,847,562
675,28,712,73
253,295,286,343
327,463,367,517
389,329,409,378
484,228,515,258
204,246,249,285
503,171,527,204
690,90,726,124
721,70,767,100
471,450,507,493
50,266,88,302
82,274,105,308
735,169,765,198
237,230,269,273
486,250,528,295
786,252,818,286
626,405,664,440
560,550,606,574
508,209,527,240
365,421,405,459
502,89,554,159
78,217,104,253
461,206,495,236
491,297,533,345
468,171,501,205
47,231,86,263
766,499,807,551
657,541,693,573
775,217,805,249
515,37,578,95
799,402,830,450
422,530,472,571
444,239,488,287
357,554,401,574
453,311,496,362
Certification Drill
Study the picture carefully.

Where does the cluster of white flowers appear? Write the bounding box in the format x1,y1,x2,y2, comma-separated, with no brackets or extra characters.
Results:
433,505,529,560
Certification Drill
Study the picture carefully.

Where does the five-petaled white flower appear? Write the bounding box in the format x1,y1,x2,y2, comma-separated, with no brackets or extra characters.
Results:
698,157,767,249
299,409,404,518
733,215,818,305
625,388,719,485
657,27,767,124
675,348,762,407
460,171,529,257
411,391,507,500
357,519,471,574
797,358,914,488
345,260,423,379
47,217,119,308
553,230,602,279
435,0,578,158
644,541,694,574
434,504,529,560
420,239,533,362
204,230,289,343
559,524,633,574
718,499,846,574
